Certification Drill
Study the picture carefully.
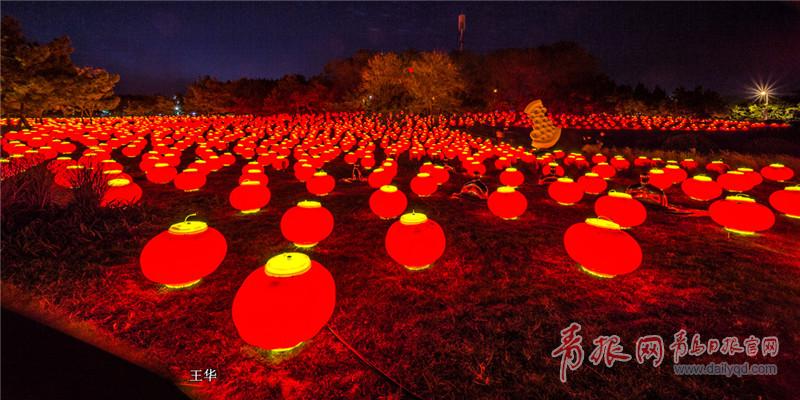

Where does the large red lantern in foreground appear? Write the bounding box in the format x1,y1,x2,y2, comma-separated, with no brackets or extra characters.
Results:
760,163,794,182
410,172,438,197
594,191,646,228
548,177,583,205
306,171,335,196
499,167,524,188
229,181,271,214
369,185,408,219
709,195,775,235
385,212,445,270
681,175,722,201
280,201,334,248
488,186,527,220
232,252,335,352
101,178,142,208
140,215,227,288
564,218,642,278
768,186,800,218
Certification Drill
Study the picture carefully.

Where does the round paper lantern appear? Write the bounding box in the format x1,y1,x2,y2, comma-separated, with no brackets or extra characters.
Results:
548,177,584,206
542,162,565,177
294,162,315,182
664,165,688,184
146,162,177,184
385,212,445,270
306,171,335,196
232,252,335,352
594,191,646,228
54,164,84,188
647,169,673,190
736,167,763,188
709,195,775,235
718,171,754,192
174,168,206,192
499,167,524,188
633,156,651,168
610,156,630,171
101,178,142,207
760,163,794,182
577,172,607,195
410,172,437,197
591,162,616,180
367,167,392,188
706,160,729,175
591,153,607,164
229,181,271,214
680,158,699,171
280,201,334,248
369,185,407,219
139,215,227,288
768,185,800,218
681,175,722,201
431,165,449,185
563,218,642,278
488,186,527,220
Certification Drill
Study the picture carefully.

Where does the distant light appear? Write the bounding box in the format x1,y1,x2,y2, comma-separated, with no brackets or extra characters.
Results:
749,81,776,105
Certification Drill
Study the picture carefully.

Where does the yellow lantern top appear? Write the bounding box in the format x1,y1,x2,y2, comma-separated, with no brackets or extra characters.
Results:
725,195,755,203
557,177,574,183
505,167,518,172
584,172,599,177
107,178,130,187
737,167,754,172
650,169,664,174
313,171,328,177
400,212,428,225
585,217,621,230
692,175,712,182
785,185,800,192
154,163,169,168
240,180,260,186
769,163,784,168
298,200,321,209
380,185,398,193
168,214,208,235
417,172,431,178
497,186,515,194
608,191,632,199
264,252,311,277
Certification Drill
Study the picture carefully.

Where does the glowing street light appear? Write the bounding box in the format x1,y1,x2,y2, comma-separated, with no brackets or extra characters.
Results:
750,81,775,120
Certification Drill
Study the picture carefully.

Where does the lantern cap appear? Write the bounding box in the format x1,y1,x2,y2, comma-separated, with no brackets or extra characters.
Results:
297,200,322,208
737,167,754,172
505,167,518,172
585,217,621,230
785,185,800,192
313,171,328,177
556,177,574,183
711,160,724,164
497,186,515,194
692,175,712,182
240,180,260,186
168,214,208,235
184,168,198,172
417,172,431,178
584,172,599,177
264,252,311,277
373,167,385,173
247,168,261,173
649,169,664,174
608,191,632,199
769,163,784,168
107,178,130,187
684,158,695,161
400,212,428,225
725,195,755,203
103,169,122,175
66,165,84,170
665,165,680,170
727,171,744,175
548,162,559,167
380,185,398,193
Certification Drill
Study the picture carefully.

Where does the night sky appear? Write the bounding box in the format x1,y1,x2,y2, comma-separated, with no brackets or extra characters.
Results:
3,2,799,97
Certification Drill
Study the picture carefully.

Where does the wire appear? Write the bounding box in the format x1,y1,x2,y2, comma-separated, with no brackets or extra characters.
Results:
325,324,426,400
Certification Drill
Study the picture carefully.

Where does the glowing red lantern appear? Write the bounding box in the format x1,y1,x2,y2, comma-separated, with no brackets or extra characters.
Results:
736,167,763,187
280,200,334,248
410,172,438,197
647,169,673,190
139,215,227,288
542,162,565,177
633,156,651,168
232,252,335,352
718,171,754,192
101,178,142,207
709,195,775,235
54,164,84,188
594,191,646,228
368,167,392,188
369,185,407,219
174,168,206,192
431,165,449,185
664,165,688,184
760,163,794,182
706,160,729,175
577,172,607,195
591,153,607,164
499,167,524,187
294,162,315,182
681,175,722,201
680,158,699,171
306,171,335,196
563,217,642,278
548,177,584,205
610,156,630,171
768,185,800,218
488,186,527,220
385,212,445,270
229,181,271,214
147,162,177,184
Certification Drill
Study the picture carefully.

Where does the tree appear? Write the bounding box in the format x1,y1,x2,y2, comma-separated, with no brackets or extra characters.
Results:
120,95,176,115
184,76,236,114
360,52,410,111
404,52,465,113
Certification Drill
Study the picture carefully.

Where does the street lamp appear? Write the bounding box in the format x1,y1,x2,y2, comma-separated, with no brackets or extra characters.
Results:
750,82,774,120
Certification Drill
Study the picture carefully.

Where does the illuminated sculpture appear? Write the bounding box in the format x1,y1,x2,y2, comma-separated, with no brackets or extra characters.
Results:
564,217,642,278
488,186,528,220
140,215,227,288
280,201,334,248
385,212,445,270
525,100,561,149
709,195,775,235
232,252,335,352
369,185,408,220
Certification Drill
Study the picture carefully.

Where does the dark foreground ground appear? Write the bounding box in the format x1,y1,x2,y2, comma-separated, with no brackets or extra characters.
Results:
2,137,799,399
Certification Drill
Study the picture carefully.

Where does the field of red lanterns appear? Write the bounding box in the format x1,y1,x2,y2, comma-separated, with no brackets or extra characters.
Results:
2,112,799,399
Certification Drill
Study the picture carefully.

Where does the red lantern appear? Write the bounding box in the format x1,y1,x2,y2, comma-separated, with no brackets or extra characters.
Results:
680,158,699,171
139,215,227,288
610,156,630,171
488,186,527,220
664,165,688,184
577,172,607,195
385,212,445,270
591,153,607,164
294,162,315,182
548,177,584,205
369,185,407,219
709,195,775,235
229,181,271,214
647,169,673,190
594,191,646,228
368,167,392,188
232,252,335,352
431,165,449,185
146,162,177,184
718,171,754,192
681,175,722,201
174,168,206,192
736,167,763,188
768,185,800,218
280,200,334,248
101,178,142,207
760,163,794,182
564,217,642,278
542,162,565,177
706,160,729,175
633,156,651,168
306,171,335,196
499,167,524,187
410,172,437,197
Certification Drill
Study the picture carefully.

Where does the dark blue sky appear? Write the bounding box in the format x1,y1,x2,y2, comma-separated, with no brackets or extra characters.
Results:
3,2,799,97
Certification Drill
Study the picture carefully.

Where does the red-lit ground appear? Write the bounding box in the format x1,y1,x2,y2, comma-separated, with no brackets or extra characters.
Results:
2,131,799,399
